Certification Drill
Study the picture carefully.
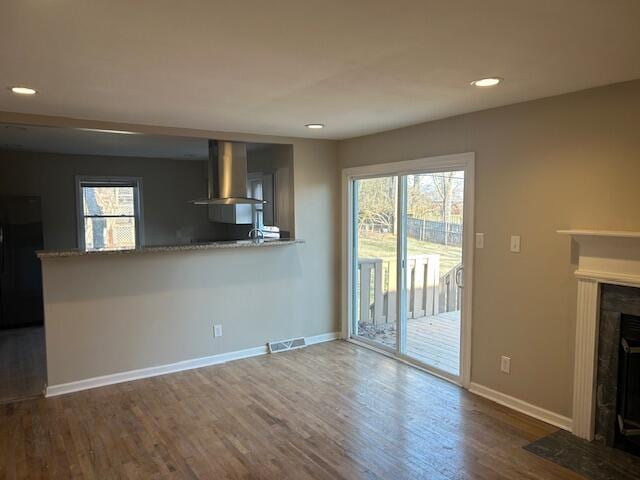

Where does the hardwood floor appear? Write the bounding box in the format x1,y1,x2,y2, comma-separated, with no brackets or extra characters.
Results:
0,341,580,479
0,327,46,404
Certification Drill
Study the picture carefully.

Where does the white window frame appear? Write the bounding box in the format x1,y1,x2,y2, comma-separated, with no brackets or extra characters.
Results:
341,152,475,388
75,176,144,251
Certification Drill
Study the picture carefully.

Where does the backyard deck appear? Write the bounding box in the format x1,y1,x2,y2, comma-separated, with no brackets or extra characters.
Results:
357,310,460,375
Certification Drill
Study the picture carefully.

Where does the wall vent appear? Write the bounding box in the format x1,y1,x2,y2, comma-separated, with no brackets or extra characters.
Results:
268,337,306,354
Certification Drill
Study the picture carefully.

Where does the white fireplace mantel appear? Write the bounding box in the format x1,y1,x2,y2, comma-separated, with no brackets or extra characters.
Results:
559,229,640,440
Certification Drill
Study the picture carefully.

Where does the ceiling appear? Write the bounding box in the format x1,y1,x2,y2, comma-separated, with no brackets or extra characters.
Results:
1,0,639,140
0,124,208,159
0,124,272,159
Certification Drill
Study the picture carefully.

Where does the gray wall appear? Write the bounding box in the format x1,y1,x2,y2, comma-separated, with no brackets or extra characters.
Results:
248,144,294,234
339,80,640,418
0,150,218,249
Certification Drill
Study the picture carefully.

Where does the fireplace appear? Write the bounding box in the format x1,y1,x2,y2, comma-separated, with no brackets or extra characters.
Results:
558,229,640,441
596,284,640,456
618,314,640,453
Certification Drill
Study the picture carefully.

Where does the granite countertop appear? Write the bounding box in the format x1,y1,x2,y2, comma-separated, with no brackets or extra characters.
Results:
37,238,305,258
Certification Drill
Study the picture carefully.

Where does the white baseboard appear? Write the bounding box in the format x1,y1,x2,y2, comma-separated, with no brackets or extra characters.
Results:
469,382,572,431
46,332,341,398
306,331,341,344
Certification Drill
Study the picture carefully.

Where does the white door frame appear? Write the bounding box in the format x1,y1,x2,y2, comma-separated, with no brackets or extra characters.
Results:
341,152,475,388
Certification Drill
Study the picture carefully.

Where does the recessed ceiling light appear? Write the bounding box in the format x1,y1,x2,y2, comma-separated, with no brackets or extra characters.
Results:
10,86,37,95
470,77,502,87
305,123,325,129
77,128,139,135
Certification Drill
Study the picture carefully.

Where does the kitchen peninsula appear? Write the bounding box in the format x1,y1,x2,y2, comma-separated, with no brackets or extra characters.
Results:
38,234,312,396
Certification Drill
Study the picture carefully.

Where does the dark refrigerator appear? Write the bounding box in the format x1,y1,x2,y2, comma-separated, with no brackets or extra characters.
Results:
0,195,44,330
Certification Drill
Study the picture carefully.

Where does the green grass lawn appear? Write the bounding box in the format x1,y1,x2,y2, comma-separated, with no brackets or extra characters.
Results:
358,233,461,275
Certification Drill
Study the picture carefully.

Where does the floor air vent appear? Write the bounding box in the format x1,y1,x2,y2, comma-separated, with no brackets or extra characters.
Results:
268,337,306,353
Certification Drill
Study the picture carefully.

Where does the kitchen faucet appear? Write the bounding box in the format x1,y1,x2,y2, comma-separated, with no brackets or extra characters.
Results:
248,205,264,241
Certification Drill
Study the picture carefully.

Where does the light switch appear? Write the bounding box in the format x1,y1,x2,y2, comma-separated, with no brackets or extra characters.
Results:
501,355,511,374
510,235,521,253
475,233,484,249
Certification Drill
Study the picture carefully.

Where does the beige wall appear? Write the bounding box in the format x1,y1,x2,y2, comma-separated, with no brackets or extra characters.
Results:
338,80,640,417
42,243,333,386
0,111,340,387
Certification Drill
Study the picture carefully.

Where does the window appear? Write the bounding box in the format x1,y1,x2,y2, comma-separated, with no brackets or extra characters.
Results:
76,177,143,251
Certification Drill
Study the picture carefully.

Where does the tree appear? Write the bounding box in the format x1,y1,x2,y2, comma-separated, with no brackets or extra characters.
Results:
407,175,431,219
358,178,397,234
431,172,462,245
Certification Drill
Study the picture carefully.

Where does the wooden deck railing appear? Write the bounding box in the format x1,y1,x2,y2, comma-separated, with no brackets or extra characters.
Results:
439,263,463,313
358,256,462,325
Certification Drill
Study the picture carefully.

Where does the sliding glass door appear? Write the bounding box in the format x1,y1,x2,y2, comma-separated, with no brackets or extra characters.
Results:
348,158,472,384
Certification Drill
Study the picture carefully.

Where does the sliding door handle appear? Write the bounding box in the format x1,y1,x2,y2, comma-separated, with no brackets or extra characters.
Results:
455,266,464,288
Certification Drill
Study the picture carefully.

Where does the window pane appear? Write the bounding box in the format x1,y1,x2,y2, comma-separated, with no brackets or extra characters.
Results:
84,217,136,251
403,171,464,376
353,176,398,349
83,186,135,216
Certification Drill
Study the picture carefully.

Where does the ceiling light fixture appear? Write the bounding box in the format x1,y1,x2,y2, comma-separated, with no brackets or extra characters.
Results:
305,123,325,129
77,128,140,135
10,86,37,95
470,77,502,87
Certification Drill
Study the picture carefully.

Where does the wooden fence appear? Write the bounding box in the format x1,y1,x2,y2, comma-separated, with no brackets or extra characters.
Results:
357,255,462,325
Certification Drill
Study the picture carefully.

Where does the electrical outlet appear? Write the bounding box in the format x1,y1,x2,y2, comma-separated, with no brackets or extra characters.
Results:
214,324,223,338
475,233,484,249
501,355,511,374
510,235,521,253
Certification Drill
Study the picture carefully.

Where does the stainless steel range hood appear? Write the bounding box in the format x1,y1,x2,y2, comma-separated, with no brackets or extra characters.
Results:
191,140,265,205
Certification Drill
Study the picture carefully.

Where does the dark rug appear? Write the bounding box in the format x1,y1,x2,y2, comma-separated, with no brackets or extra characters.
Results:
524,430,640,480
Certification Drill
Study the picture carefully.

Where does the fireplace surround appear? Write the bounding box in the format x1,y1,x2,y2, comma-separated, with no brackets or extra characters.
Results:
596,284,640,455
559,230,640,442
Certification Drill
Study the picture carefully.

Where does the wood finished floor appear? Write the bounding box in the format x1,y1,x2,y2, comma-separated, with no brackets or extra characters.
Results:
0,341,581,479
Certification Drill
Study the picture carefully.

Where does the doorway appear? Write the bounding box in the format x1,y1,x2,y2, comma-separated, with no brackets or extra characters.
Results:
0,195,46,402
345,153,474,385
